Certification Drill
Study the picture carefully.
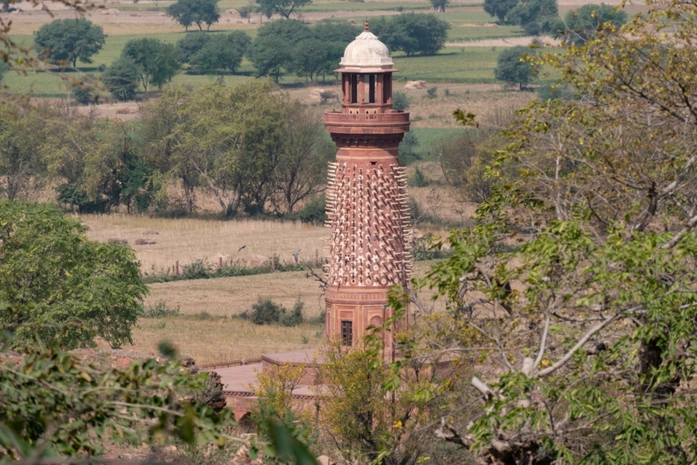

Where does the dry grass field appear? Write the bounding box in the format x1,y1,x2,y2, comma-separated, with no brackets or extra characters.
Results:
105,316,325,365
95,260,440,364
82,215,329,272
146,271,326,317
78,204,452,363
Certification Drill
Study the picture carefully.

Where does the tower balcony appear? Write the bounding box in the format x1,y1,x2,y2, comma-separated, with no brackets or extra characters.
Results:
324,110,410,136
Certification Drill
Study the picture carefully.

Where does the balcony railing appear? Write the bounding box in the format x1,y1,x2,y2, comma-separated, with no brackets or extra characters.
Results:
324,111,410,126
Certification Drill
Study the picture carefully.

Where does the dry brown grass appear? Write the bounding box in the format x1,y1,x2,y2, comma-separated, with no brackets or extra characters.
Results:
81,214,328,272
100,316,324,365
124,261,440,364
146,271,326,318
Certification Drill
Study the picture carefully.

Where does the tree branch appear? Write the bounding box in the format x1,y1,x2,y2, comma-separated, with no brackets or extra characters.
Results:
536,313,620,377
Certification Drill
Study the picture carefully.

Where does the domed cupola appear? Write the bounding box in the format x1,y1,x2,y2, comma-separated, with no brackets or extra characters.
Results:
335,20,399,113
339,22,394,71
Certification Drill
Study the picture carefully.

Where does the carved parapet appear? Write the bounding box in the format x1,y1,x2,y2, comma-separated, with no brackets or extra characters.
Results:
324,110,410,137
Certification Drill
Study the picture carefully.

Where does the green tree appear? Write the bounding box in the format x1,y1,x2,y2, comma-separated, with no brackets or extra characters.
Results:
176,31,212,63
167,0,195,30
122,37,180,92
553,2,627,44
483,0,519,23
256,0,311,19
319,338,445,465
0,201,146,349
167,0,220,31
312,19,360,43
399,1,697,463
0,105,47,200
429,0,448,12
371,13,449,56
507,0,558,34
0,334,239,461
140,81,287,216
275,102,330,213
34,18,105,68
494,46,537,90
140,85,200,213
189,31,251,74
291,38,327,81
310,21,359,80
103,55,141,101
249,19,313,81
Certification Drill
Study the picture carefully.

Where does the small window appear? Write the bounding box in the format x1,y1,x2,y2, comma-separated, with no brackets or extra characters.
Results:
341,320,353,346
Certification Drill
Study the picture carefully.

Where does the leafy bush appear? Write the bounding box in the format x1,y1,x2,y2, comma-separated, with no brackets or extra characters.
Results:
242,297,305,326
250,298,282,325
279,301,305,327
296,195,326,224
392,91,410,111
0,200,146,349
72,82,97,105
426,86,438,98
182,258,212,279
409,167,428,187
142,301,181,318
399,132,421,164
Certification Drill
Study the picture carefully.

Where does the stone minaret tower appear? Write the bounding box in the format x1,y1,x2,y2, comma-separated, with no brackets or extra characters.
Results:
324,21,412,354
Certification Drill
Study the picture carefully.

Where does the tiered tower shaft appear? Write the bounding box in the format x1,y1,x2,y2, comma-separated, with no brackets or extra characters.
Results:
323,22,412,353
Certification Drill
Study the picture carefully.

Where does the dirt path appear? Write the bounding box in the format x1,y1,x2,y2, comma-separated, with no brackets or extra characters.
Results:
446,35,561,47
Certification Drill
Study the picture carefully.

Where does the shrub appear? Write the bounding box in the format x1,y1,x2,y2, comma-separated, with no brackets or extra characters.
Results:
182,258,212,279
426,86,438,98
399,132,421,165
250,298,283,325
409,167,428,187
142,301,180,318
296,195,326,224
392,91,410,111
244,297,305,326
279,300,304,327
72,83,97,105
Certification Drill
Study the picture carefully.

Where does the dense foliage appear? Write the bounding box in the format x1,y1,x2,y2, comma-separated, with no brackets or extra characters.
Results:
552,3,628,44
380,1,697,463
184,31,251,74
248,19,355,82
371,13,450,56
140,80,331,216
34,18,105,68
256,0,312,19
0,332,237,461
507,0,558,34
167,0,220,31
0,201,146,349
121,37,181,92
0,81,329,217
494,46,537,89
483,0,519,23
102,55,141,101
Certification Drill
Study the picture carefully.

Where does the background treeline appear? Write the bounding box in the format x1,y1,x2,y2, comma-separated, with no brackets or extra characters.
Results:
34,13,451,101
0,80,332,218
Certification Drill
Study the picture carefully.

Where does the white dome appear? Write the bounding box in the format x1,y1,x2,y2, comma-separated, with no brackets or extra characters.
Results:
339,26,393,70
